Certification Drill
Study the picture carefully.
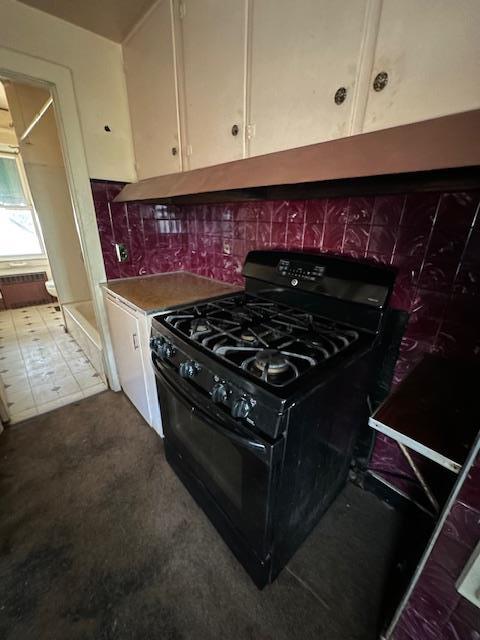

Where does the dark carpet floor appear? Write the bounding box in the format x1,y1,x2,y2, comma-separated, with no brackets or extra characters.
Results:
0,391,401,640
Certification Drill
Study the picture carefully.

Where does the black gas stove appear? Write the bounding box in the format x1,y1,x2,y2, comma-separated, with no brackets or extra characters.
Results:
151,250,395,587
163,294,362,387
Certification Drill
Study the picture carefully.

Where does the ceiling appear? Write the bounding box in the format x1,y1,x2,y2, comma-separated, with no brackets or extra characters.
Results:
18,0,157,42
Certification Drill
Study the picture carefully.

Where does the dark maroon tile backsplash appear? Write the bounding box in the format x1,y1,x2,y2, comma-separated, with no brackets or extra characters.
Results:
392,447,480,640
92,181,480,380
92,180,480,640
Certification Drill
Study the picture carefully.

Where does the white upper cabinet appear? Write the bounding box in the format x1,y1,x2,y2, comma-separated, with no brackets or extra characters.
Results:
122,0,480,177
362,0,480,133
123,0,181,179
175,0,247,169
247,0,369,157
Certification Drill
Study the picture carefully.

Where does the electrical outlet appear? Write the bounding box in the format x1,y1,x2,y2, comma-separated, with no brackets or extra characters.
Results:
115,243,128,262
223,239,232,255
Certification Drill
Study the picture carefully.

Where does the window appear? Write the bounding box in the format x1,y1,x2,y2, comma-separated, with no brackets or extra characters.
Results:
0,153,45,259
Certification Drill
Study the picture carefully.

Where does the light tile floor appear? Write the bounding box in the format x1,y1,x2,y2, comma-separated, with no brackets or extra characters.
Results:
0,304,107,423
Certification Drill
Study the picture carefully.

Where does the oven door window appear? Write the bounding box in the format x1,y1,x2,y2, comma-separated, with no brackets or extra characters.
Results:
156,371,279,556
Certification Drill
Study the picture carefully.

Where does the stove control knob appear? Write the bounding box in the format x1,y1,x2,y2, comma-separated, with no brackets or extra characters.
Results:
150,335,165,354
179,360,200,378
232,396,254,420
211,382,229,404
159,342,175,359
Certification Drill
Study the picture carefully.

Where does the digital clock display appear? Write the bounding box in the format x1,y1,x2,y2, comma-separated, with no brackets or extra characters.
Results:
277,259,326,282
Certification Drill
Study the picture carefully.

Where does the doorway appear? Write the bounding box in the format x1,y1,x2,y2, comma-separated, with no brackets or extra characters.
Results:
0,46,122,426
0,78,109,422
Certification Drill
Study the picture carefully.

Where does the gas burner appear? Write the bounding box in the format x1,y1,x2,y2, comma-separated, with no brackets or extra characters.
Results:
241,352,299,385
193,320,209,333
163,293,362,389
190,318,211,339
240,331,257,344
253,350,289,375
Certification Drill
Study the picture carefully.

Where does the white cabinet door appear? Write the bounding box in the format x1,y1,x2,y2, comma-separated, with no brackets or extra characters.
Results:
176,0,247,169
363,0,480,133
247,0,369,157
123,0,181,179
105,296,150,424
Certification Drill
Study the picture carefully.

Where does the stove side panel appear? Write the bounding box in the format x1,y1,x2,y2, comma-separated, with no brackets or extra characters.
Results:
270,351,373,579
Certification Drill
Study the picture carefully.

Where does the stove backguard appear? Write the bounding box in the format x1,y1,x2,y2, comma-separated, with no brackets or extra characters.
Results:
243,250,396,334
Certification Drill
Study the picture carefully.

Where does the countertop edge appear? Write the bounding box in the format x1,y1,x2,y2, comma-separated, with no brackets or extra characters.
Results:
100,271,242,315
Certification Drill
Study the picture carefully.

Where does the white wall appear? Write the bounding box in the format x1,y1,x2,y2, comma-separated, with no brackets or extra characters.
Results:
6,82,91,305
0,0,135,182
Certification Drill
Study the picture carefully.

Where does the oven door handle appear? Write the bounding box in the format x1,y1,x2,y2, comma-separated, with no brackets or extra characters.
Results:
155,365,270,461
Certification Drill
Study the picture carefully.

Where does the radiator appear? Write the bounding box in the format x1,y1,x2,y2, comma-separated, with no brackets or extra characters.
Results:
0,272,53,309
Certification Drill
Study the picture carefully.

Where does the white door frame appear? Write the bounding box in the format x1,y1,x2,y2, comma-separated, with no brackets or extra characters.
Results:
0,46,120,391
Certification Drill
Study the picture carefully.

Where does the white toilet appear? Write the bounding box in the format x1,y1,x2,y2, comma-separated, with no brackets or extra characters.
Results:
45,279,58,299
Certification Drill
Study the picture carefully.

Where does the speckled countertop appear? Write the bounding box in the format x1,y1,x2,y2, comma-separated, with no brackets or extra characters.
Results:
101,272,241,314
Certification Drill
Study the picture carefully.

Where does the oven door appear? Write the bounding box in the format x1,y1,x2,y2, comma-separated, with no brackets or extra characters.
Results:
153,359,283,559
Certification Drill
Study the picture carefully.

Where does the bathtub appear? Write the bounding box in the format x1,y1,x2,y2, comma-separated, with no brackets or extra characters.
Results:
63,300,106,383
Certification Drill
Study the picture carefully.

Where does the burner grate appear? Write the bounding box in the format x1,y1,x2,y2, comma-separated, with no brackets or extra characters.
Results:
164,294,360,388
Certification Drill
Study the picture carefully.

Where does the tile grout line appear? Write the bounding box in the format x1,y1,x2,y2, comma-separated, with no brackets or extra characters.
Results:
18,306,57,416
41,313,86,402
45,311,107,397
2,305,105,421
11,306,87,415
0,309,38,420
7,307,38,419
25,306,69,412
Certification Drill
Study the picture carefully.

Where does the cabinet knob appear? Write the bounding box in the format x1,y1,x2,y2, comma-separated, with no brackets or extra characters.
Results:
171,146,177,156
231,124,239,136
334,87,347,105
373,71,389,92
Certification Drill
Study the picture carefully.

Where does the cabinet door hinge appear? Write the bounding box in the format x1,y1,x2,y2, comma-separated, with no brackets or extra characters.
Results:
185,144,193,157
246,124,256,140
178,1,186,19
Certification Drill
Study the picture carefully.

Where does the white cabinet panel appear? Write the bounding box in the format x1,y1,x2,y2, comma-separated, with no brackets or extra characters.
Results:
124,0,181,179
247,0,369,157
138,314,163,437
177,0,247,169
105,296,151,424
363,0,480,132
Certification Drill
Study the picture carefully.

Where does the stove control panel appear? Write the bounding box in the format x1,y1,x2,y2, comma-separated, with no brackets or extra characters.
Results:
210,378,257,424
151,336,177,360
151,329,282,435
277,259,325,283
